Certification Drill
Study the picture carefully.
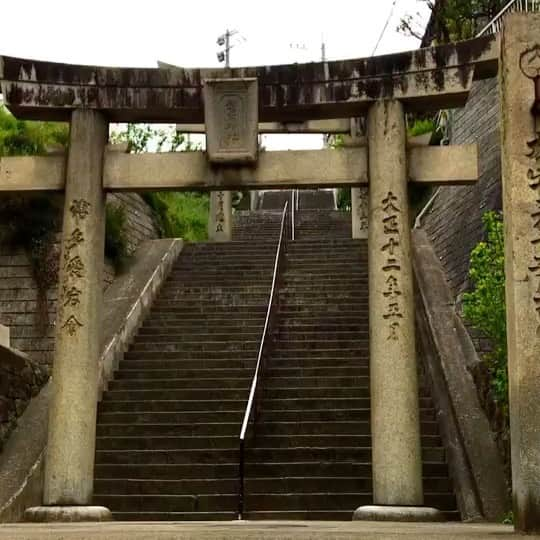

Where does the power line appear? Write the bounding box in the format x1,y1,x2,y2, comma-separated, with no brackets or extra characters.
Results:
371,0,399,56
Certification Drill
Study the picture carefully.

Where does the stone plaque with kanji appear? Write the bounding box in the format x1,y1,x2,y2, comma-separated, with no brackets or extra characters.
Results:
203,78,258,164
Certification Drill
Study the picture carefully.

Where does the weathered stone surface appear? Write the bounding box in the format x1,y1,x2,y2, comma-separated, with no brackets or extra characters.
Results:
103,147,368,190
500,13,540,534
366,100,423,506
0,520,520,540
353,505,444,522
412,228,509,521
177,118,352,134
0,325,10,347
0,346,48,451
44,110,108,506
208,191,232,242
351,187,368,239
0,35,498,122
204,78,258,163
24,506,111,522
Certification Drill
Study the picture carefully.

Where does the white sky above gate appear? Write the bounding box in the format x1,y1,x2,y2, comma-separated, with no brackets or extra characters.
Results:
0,0,430,150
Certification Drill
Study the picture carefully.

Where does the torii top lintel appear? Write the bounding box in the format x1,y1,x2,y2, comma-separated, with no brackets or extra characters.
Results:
0,35,498,124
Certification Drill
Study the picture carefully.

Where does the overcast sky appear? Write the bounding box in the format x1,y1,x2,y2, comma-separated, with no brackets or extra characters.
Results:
0,0,430,149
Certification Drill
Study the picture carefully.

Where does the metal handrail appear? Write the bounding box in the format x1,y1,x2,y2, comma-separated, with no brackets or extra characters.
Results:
477,0,540,36
291,190,296,241
238,200,289,519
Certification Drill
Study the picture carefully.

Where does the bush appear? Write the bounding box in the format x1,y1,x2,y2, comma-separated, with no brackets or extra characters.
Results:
105,203,131,271
142,192,209,242
462,211,507,408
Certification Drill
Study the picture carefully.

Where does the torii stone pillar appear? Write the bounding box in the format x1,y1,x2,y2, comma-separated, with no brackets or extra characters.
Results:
208,190,232,241
500,13,540,534
25,110,111,522
354,100,441,521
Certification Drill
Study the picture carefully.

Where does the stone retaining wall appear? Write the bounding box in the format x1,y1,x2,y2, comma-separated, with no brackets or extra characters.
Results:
0,193,158,369
421,77,501,298
0,347,48,451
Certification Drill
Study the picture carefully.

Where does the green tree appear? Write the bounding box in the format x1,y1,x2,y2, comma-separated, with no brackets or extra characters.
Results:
0,105,68,155
462,211,507,407
111,123,208,241
399,0,506,43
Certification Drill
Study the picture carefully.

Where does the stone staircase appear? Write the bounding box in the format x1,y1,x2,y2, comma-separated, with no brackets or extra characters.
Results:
242,210,458,519
93,240,277,520
93,206,458,522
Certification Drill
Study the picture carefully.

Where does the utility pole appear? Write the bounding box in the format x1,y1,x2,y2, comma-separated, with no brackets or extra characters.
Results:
217,29,239,67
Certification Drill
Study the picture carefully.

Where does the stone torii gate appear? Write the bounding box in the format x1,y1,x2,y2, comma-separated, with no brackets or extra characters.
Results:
0,13,539,532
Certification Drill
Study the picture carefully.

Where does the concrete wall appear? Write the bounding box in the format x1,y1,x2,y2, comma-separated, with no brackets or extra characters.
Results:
0,194,158,370
421,77,501,298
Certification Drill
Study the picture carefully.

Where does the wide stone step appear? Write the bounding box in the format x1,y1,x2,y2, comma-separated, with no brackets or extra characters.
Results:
114,368,255,380
258,408,436,422
94,478,239,495
133,333,262,344
156,293,270,303
95,448,239,465
102,388,250,400
142,317,265,327
124,350,259,360
259,396,433,410
129,342,260,353
263,387,370,399
99,399,247,413
246,434,442,448
151,300,268,309
265,366,369,378
119,359,257,370
142,316,266,326
96,422,241,437
95,463,238,479
93,494,237,513
139,325,264,335
244,476,452,493
244,492,456,512
149,305,267,314
98,410,244,424
251,421,440,436
154,286,271,295
268,357,368,368
278,305,367,315
271,349,369,358
110,511,235,521
96,435,237,451
271,332,368,342
263,376,369,388
273,339,369,349
108,377,251,390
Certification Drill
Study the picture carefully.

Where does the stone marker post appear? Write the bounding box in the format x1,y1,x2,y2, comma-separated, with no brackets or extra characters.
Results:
209,190,233,241
354,100,441,521
25,110,111,522
351,187,369,239
500,13,540,534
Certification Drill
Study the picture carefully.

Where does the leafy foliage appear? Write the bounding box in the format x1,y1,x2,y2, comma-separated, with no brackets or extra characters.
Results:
112,123,208,242
398,0,506,43
0,105,68,156
408,118,436,137
142,192,208,241
105,203,131,271
462,211,507,407
0,196,62,328
110,124,199,153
